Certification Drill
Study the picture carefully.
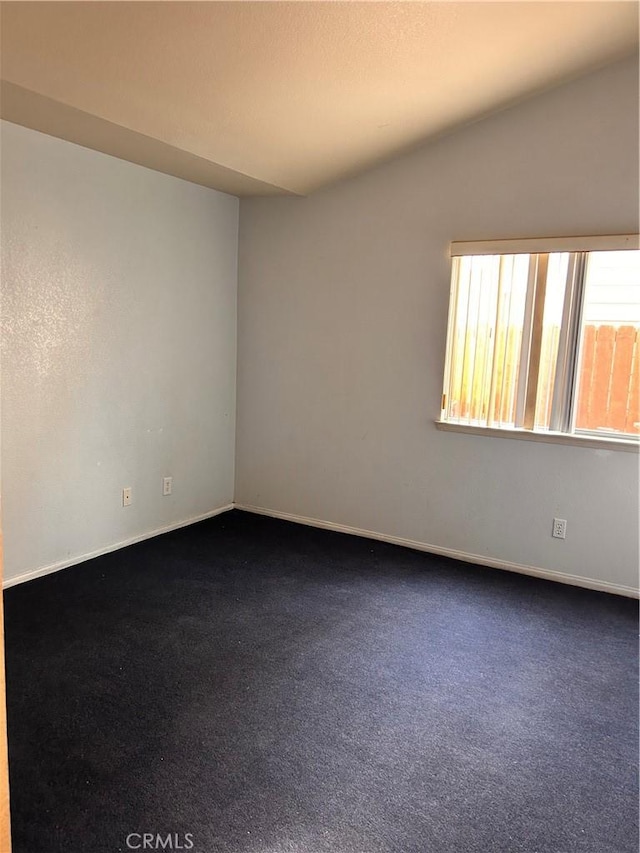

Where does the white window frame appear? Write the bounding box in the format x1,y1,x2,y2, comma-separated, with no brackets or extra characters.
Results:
437,234,640,452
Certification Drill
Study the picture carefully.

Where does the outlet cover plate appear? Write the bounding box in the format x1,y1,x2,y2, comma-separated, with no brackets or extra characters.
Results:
552,518,567,539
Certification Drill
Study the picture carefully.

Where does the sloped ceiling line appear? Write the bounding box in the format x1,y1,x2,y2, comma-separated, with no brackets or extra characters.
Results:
1,1,637,197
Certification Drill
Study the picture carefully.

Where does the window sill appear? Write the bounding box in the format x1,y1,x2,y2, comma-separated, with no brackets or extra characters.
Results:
434,420,640,453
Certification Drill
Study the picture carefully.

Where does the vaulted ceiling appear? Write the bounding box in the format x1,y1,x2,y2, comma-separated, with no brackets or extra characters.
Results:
1,2,638,196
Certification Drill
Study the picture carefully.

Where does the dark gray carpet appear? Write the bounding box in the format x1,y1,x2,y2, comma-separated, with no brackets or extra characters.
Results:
4,509,638,853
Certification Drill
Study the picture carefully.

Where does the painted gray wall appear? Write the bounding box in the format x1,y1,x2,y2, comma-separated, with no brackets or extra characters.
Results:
1,121,238,583
236,56,640,593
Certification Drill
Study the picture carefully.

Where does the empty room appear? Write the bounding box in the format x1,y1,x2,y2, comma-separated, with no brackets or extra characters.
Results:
0,2,638,852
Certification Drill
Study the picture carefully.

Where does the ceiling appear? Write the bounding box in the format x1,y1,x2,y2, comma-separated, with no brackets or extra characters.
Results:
1,2,638,197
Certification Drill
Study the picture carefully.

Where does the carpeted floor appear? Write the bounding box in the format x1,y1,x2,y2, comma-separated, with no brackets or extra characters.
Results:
4,509,638,853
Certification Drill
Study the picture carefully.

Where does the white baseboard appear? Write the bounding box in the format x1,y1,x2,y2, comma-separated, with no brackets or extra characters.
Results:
234,503,640,599
2,504,234,589
5,501,637,599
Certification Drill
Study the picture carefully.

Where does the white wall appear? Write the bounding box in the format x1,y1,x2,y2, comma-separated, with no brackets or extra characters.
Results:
236,56,640,594
1,121,238,584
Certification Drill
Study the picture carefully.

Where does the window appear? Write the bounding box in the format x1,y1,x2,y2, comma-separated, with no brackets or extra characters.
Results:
440,235,640,443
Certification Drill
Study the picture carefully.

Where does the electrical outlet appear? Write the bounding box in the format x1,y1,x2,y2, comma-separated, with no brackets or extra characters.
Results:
552,518,567,539
122,487,132,507
163,476,173,496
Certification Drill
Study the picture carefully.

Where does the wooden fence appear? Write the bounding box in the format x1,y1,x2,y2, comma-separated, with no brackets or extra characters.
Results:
450,324,639,435
576,325,639,434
